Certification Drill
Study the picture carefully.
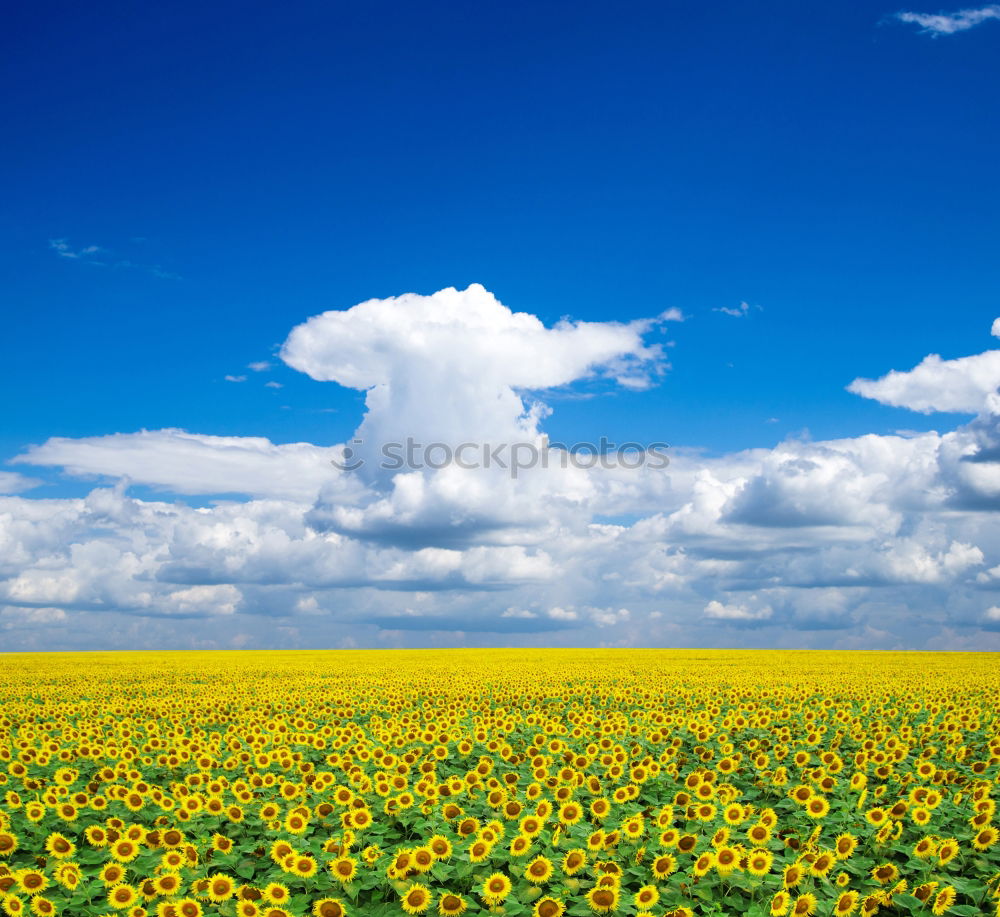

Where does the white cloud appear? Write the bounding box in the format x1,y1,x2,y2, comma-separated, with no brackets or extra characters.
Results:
248,361,272,372
15,429,355,502
281,284,677,477
896,5,1000,34
0,472,41,495
501,607,538,619
50,239,102,260
225,374,247,383
848,331,1000,414
6,286,1000,650
548,606,579,621
704,600,773,621
163,584,241,617
714,301,752,317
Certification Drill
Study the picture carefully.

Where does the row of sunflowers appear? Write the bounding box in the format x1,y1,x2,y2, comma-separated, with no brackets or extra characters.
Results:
0,649,997,917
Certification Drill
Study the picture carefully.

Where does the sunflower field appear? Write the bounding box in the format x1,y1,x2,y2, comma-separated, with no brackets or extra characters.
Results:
0,649,998,917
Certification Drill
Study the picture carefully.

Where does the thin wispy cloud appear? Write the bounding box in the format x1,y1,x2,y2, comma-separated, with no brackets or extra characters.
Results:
224,374,247,383
49,238,180,280
714,301,759,317
895,4,1000,34
50,239,103,262
248,361,272,372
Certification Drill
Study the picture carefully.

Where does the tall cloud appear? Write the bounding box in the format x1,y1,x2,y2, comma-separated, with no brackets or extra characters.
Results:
281,284,679,476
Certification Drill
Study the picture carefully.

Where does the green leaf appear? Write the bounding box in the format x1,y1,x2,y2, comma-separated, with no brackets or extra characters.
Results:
890,893,922,912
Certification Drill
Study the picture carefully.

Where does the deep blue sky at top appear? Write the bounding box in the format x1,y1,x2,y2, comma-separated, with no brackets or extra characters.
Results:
2,0,998,473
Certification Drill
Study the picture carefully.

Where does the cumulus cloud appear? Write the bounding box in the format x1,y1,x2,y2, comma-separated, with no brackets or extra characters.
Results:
848,344,1000,415
895,4,1000,34
704,599,773,622
6,288,1000,650
281,284,677,476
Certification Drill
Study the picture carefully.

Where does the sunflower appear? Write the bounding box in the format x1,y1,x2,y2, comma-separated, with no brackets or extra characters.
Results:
972,826,998,851
43,833,75,859
428,835,452,860
108,884,140,911
533,897,565,917
747,849,772,876
520,816,543,837
864,807,887,827
805,797,829,819
558,802,582,826
212,834,234,854
2,896,26,916
24,802,46,828
931,886,956,916
312,900,347,917
480,873,512,907
525,856,554,884
769,891,790,917
111,839,140,863
53,863,81,891
510,834,532,857
937,838,959,865
262,884,290,906
176,900,203,917
809,850,835,877
330,857,357,884
467,840,491,864
207,875,235,903
588,797,611,819
153,875,181,897
561,848,587,875
833,892,858,916
834,833,857,859
101,864,127,886
84,825,108,847
13,873,45,897
692,852,714,877
585,887,618,914
29,897,56,917
791,894,817,917
437,893,466,916
161,829,185,849
400,884,431,915
715,846,739,875
633,886,659,910
910,806,931,826
711,827,730,848
782,863,804,888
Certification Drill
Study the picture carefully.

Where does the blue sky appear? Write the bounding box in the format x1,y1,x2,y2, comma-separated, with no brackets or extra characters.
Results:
2,1,1000,650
